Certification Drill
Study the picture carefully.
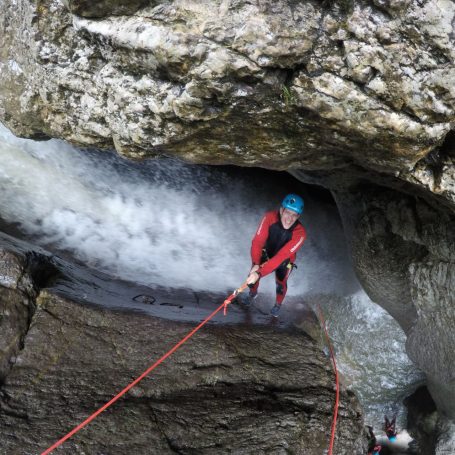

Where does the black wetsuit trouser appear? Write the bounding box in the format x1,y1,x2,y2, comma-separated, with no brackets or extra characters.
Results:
250,250,293,305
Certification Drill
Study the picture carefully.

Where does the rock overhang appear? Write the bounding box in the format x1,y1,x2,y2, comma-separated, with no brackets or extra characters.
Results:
1,0,455,210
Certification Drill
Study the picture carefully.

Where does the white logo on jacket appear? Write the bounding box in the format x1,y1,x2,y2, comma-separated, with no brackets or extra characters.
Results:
290,236,304,253
256,216,266,235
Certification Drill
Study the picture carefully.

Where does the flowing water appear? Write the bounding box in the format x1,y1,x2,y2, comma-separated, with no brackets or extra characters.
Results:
0,123,424,432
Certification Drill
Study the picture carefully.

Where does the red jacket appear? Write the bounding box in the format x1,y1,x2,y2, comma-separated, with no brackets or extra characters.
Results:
251,210,306,277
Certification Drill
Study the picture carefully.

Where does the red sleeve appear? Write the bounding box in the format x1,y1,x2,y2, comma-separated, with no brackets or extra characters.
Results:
259,223,306,277
250,212,275,265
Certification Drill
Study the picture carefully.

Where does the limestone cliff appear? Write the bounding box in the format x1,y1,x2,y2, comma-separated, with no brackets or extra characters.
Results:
0,0,454,207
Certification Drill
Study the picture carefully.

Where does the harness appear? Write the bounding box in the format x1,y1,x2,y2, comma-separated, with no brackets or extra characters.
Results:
260,248,297,272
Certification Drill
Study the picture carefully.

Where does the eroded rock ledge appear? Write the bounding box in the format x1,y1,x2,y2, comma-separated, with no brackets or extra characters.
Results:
0,0,454,208
333,184,455,453
0,246,365,454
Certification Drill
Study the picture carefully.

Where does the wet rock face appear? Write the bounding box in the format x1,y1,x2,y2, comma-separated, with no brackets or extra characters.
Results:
435,420,455,455
334,186,455,420
0,249,35,294
0,247,365,454
0,292,365,454
0,287,30,383
0,250,36,382
0,0,454,203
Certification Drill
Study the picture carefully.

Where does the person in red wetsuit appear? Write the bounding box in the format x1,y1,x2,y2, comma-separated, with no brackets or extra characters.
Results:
384,414,397,442
368,445,382,455
367,425,382,455
238,194,306,317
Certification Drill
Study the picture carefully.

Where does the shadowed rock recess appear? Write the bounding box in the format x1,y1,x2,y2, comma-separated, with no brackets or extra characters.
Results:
1,0,455,452
0,246,364,454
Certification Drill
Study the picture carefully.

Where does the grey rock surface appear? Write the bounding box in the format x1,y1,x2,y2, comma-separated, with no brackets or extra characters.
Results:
0,246,365,454
435,420,455,455
0,250,36,383
0,0,454,206
333,186,455,422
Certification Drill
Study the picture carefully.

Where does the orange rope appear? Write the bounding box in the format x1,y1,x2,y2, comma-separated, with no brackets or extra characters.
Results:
41,284,247,455
223,283,249,315
317,306,340,455
40,284,339,455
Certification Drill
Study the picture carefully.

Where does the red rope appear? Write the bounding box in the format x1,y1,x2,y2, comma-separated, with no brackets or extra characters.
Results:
317,306,340,455
41,285,245,455
40,285,338,455
223,283,248,315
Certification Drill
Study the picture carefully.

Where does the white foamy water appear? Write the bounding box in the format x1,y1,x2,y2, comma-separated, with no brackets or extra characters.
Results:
0,123,355,296
0,123,423,427
315,291,424,430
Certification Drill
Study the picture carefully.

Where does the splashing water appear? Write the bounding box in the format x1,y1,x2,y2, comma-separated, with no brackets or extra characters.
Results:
0,123,355,296
314,291,424,430
0,122,423,427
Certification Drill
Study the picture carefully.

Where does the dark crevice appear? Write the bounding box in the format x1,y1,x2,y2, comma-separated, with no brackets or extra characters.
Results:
416,129,455,191
438,129,455,159
369,1,396,21
422,148,444,175
401,105,424,123
404,386,438,455
367,66,380,84
295,105,323,121
18,131,51,141
0,252,63,391
236,74,261,86
65,0,150,19
25,252,62,292
146,382,332,419
282,67,296,88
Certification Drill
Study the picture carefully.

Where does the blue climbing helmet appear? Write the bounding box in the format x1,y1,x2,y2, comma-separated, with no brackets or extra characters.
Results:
281,193,304,215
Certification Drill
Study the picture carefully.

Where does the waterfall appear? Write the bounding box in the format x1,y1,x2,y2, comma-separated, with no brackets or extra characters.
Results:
0,122,423,429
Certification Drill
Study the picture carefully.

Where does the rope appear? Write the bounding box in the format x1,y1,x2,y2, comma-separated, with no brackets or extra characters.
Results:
317,306,340,455
41,283,247,455
40,283,339,455
223,283,249,315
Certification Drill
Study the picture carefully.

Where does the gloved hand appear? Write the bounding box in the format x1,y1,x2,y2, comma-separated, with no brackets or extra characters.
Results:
246,270,260,286
250,264,260,274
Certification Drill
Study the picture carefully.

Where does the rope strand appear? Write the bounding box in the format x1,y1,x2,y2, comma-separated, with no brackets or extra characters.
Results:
40,286,338,455
317,306,340,455
41,292,240,455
